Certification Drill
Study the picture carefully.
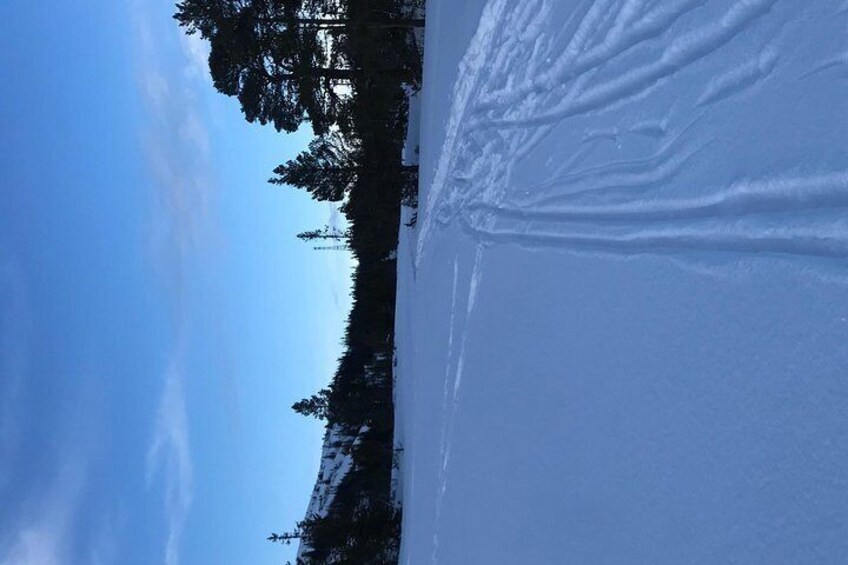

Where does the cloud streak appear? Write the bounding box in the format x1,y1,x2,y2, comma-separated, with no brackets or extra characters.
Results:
179,32,212,85
1,254,116,565
146,367,193,565
132,1,217,563
0,457,86,565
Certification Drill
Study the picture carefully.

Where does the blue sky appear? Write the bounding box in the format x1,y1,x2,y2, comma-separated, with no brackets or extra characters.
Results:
0,1,352,564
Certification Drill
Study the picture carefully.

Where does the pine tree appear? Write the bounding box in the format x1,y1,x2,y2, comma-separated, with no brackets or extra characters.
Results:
174,0,422,134
292,389,331,420
267,528,302,545
175,0,349,133
297,225,348,243
270,132,418,202
270,132,361,201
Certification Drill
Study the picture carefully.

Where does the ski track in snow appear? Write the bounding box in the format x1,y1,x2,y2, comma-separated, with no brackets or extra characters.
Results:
415,5,848,554
431,246,486,565
798,52,848,81
415,0,514,265
416,0,848,269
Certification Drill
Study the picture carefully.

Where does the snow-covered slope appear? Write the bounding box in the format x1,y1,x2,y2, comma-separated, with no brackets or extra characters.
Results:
295,423,367,561
396,0,848,563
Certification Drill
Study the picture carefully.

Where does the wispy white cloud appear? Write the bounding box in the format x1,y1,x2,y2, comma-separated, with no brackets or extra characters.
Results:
140,70,171,116
86,519,118,565
133,1,214,271
146,367,193,565
178,110,211,159
0,256,116,564
0,458,86,565
132,2,218,563
179,32,211,84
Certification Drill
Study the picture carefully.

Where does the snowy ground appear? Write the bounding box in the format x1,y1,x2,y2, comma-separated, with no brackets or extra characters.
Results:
395,0,848,563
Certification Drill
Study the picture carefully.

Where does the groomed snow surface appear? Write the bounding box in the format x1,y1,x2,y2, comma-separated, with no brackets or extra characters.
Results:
395,1,848,563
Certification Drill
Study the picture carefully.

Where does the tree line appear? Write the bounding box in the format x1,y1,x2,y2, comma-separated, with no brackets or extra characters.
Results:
175,0,423,563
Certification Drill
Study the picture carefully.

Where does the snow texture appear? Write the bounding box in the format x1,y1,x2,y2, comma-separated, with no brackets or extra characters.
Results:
395,0,848,563
402,87,422,168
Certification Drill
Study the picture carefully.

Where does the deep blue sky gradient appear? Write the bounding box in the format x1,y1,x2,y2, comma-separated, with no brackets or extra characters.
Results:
0,2,352,564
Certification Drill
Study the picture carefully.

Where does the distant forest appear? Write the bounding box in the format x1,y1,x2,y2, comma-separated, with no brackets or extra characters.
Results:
174,0,423,563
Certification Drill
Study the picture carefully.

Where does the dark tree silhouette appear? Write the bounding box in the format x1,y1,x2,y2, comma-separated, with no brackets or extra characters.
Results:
270,132,361,200
174,0,422,134
297,225,348,242
174,1,425,561
175,0,423,33
175,0,349,133
267,529,302,545
297,225,349,252
292,389,331,420
271,132,417,202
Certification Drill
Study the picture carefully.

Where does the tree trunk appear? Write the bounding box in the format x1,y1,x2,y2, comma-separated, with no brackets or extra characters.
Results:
269,67,359,82
259,17,426,29
267,64,414,83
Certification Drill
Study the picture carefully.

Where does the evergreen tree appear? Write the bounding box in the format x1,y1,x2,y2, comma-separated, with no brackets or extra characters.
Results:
292,389,331,420
297,225,348,242
175,1,426,561
175,0,349,133
270,132,361,201
267,528,302,545
271,132,417,202
174,0,422,134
